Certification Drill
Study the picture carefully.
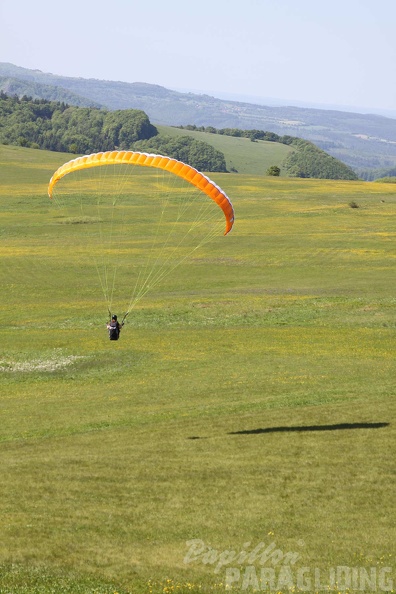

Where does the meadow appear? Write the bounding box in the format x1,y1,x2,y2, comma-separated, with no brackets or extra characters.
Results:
0,144,395,593
156,125,293,176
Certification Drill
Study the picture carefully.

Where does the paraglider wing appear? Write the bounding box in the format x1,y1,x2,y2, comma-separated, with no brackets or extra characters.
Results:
48,151,234,235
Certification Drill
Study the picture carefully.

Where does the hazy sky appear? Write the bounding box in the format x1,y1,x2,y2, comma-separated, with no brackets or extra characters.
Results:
1,0,395,112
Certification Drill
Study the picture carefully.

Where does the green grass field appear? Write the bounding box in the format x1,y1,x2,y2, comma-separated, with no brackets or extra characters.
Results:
156,125,293,176
0,145,395,594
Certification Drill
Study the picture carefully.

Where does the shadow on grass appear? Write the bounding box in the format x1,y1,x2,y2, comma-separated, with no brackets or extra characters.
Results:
187,422,389,440
228,422,389,436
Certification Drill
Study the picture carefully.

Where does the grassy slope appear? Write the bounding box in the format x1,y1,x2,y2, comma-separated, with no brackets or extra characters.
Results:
156,124,293,176
0,145,395,593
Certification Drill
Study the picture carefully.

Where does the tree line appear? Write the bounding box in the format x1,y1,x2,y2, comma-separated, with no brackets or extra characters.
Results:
133,135,227,172
282,138,359,180
0,93,358,179
0,93,227,172
177,125,358,180
178,124,293,144
359,166,396,181
0,92,157,153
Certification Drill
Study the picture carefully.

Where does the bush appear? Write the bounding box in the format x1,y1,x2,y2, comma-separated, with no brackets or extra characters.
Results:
266,165,281,176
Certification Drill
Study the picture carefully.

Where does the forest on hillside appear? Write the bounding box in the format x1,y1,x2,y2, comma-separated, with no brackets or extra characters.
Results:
177,125,358,180
3,62,396,177
0,93,358,179
0,93,227,172
0,92,157,153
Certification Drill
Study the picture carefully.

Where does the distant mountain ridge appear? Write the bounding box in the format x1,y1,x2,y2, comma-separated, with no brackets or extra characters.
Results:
0,75,102,108
1,62,396,177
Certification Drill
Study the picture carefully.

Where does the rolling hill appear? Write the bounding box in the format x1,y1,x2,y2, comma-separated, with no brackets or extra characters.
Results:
157,125,294,175
0,93,358,179
2,62,396,177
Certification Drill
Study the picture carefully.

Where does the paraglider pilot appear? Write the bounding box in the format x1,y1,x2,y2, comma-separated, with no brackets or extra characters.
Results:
107,314,122,341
